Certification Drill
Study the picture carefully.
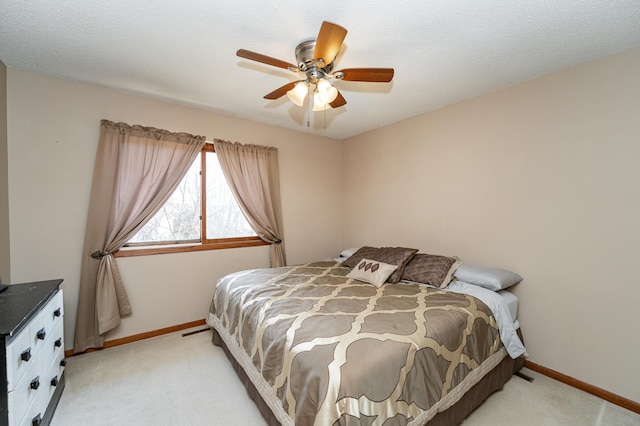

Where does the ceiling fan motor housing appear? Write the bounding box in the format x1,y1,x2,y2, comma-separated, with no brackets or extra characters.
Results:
295,40,333,83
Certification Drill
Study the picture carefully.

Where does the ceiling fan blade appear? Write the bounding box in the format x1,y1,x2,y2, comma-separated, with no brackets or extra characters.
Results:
264,81,302,100
314,21,347,66
237,49,298,70
329,91,346,108
336,68,395,82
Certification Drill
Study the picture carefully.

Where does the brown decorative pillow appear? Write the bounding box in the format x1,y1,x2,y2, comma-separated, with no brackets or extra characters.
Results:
401,253,462,288
342,246,380,268
372,247,418,283
343,246,418,283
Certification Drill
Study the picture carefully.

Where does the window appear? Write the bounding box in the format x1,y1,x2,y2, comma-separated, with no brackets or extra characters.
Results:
116,144,264,257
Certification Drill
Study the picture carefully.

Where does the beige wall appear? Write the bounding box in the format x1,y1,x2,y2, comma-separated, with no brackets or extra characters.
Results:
0,59,9,282
342,47,640,401
6,70,342,345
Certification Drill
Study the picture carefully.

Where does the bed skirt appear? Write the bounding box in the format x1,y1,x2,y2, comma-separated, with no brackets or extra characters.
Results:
211,328,525,425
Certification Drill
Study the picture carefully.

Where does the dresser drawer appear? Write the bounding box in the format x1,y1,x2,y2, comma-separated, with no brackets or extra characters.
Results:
27,291,63,359
19,380,50,426
45,344,66,403
8,346,48,426
5,326,32,392
37,319,64,378
18,350,65,426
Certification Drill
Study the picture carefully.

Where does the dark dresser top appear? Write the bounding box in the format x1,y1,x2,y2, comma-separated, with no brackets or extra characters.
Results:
0,279,63,339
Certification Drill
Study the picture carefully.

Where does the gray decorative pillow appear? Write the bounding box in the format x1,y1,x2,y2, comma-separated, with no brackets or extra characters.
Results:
401,253,462,288
342,246,418,284
454,264,523,291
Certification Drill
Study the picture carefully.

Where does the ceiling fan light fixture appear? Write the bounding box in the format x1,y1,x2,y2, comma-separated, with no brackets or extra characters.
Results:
312,90,330,111
286,81,308,106
316,78,338,104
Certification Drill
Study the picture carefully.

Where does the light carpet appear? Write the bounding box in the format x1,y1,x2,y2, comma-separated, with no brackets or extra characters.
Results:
50,327,639,426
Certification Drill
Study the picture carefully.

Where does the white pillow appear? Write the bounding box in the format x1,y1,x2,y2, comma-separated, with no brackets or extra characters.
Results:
346,258,398,288
454,264,522,291
340,247,360,258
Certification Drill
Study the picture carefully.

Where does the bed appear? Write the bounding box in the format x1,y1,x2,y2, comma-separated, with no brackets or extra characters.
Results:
207,248,526,426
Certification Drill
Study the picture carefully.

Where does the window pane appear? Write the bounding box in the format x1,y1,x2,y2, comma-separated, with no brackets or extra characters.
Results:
206,152,257,239
128,159,201,243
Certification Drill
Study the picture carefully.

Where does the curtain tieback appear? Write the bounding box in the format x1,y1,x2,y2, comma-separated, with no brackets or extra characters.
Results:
90,250,112,259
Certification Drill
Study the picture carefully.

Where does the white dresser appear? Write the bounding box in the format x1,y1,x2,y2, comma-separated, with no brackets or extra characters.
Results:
0,280,65,426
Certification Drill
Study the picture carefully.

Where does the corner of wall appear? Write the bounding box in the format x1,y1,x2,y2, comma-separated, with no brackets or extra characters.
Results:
0,59,10,281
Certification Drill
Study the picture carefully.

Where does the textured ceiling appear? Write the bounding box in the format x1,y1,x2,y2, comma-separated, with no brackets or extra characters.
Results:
1,1,640,139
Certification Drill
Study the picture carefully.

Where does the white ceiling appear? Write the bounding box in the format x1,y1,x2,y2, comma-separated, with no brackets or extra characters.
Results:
2,1,640,139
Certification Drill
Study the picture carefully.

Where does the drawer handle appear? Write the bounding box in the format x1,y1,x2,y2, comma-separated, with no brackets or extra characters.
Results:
37,328,46,340
54,308,62,317
21,348,32,362
31,413,42,426
54,338,62,348
30,376,40,390
51,376,59,387
60,358,67,367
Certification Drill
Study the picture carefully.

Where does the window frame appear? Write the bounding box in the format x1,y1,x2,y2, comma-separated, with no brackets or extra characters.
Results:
114,143,266,258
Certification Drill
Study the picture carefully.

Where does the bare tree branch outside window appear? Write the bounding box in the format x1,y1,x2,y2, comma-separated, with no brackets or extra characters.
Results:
128,151,256,245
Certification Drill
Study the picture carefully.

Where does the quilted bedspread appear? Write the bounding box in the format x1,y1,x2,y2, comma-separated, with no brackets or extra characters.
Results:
207,261,507,426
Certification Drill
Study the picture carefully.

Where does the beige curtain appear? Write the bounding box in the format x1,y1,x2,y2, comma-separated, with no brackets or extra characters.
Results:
74,120,205,353
213,139,286,267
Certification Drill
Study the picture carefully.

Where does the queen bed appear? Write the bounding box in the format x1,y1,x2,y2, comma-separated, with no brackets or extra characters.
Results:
207,247,526,425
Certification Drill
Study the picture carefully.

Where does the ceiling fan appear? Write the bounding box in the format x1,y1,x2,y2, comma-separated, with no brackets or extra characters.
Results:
236,21,394,111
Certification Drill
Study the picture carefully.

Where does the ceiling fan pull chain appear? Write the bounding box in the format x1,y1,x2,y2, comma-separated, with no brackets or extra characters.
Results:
323,106,327,129
307,84,311,127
